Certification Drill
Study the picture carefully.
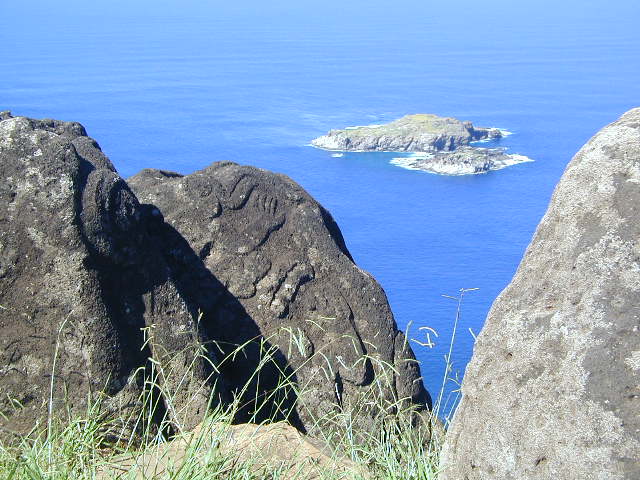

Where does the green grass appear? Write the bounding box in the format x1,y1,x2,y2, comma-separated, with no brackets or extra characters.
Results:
0,289,474,479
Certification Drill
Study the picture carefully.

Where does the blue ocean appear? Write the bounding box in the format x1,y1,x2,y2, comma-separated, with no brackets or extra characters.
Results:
2,0,639,411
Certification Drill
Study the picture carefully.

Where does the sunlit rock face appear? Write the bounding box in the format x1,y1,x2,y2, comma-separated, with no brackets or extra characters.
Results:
0,113,220,438
439,108,640,480
129,161,431,433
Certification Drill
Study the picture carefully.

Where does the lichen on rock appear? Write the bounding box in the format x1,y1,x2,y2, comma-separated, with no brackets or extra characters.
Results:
439,108,640,480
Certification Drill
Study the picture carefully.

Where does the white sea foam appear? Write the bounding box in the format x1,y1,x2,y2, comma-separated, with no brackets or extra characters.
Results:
473,128,513,143
310,136,343,150
505,153,534,164
389,157,426,171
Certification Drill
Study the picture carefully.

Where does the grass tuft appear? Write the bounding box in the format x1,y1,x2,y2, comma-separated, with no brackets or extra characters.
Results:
0,289,475,479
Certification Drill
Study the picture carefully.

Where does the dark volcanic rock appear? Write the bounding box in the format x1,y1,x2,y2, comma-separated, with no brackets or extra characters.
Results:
0,114,222,437
129,162,431,432
0,112,430,442
440,108,640,479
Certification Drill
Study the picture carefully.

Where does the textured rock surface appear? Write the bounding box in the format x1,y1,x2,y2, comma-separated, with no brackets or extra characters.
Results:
311,114,501,152
440,108,640,479
0,112,430,441
97,421,364,480
0,114,221,437
129,162,430,432
390,146,532,175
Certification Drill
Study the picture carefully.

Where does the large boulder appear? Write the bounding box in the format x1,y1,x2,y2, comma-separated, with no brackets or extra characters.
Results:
129,162,430,432
0,112,430,441
0,113,222,438
97,421,364,480
440,108,640,479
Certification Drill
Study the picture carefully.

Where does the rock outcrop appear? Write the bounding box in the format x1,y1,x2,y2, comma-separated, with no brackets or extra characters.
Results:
129,162,430,432
390,146,532,175
97,421,363,480
0,113,222,438
0,113,429,441
311,114,502,152
440,108,640,479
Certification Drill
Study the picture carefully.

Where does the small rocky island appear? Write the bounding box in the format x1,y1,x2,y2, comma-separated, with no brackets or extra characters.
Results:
311,113,532,175
311,113,503,152
391,147,532,176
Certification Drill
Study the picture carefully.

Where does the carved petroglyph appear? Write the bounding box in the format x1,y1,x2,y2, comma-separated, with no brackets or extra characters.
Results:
208,251,272,299
300,286,370,386
80,169,144,266
129,161,431,433
272,263,313,316
0,116,227,438
196,170,304,313
199,173,285,255
220,175,286,255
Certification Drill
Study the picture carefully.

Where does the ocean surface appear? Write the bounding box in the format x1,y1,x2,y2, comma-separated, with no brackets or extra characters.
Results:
2,0,639,415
